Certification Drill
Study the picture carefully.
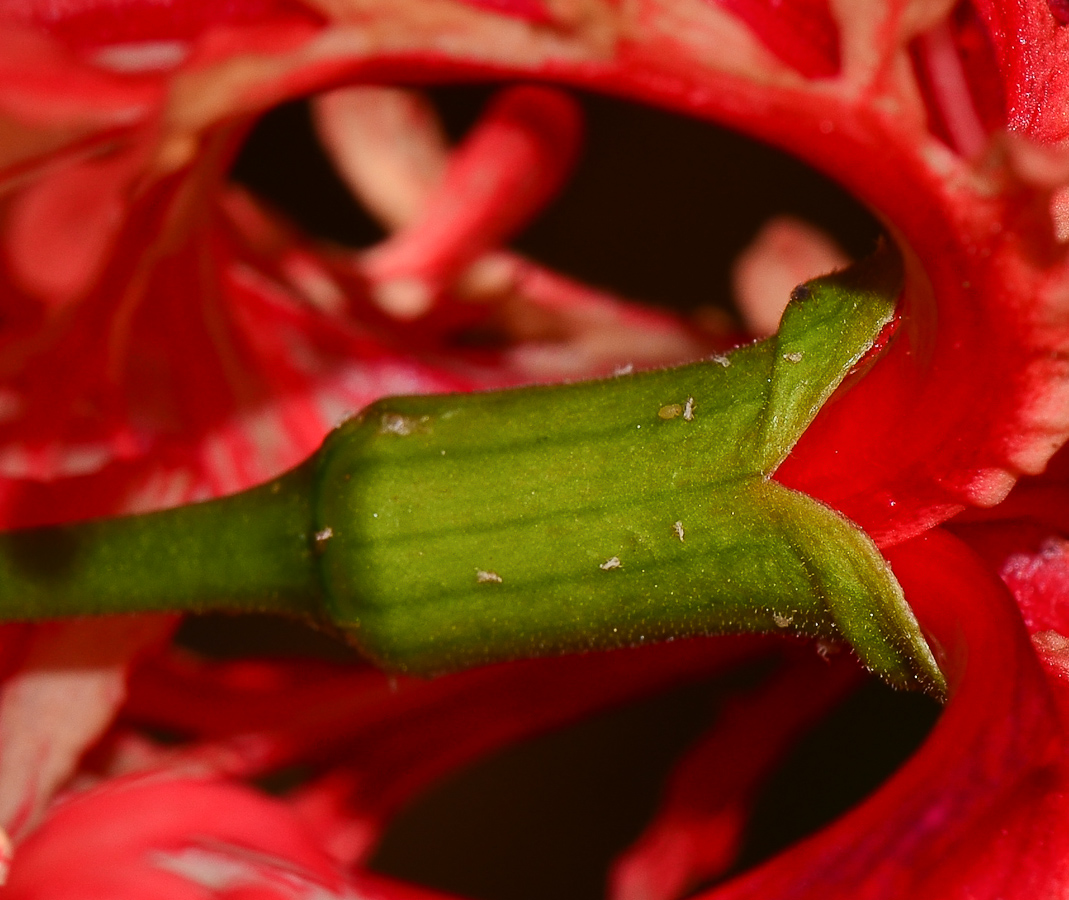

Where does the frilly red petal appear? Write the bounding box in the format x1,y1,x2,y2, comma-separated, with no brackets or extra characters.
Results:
693,530,1069,899
2,2,1069,898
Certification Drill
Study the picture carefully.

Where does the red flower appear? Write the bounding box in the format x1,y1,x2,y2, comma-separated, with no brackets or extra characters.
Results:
1,0,1069,897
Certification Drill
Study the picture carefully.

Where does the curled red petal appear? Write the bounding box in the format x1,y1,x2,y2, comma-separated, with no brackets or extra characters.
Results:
361,85,583,320
712,0,841,78
3,774,353,898
694,529,1069,899
609,652,861,900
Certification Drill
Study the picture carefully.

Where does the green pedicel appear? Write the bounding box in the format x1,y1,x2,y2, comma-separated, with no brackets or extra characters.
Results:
0,250,946,699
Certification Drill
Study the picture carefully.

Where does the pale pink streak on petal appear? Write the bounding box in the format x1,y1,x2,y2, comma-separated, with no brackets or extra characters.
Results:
314,86,448,232
0,617,173,842
361,85,582,319
912,18,988,159
499,257,718,377
948,480,1069,636
282,769,376,868
0,27,159,138
731,216,849,338
0,821,11,886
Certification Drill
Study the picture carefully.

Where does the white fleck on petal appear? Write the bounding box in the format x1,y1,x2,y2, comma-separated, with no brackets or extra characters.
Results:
373,278,434,320
90,40,189,72
154,845,363,897
0,826,10,885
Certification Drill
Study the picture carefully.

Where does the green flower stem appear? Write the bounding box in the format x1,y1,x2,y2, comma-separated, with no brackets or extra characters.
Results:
0,460,323,620
0,249,946,699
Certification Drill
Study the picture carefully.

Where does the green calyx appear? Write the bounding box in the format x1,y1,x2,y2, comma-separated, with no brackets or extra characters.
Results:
313,247,943,697
0,247,946,699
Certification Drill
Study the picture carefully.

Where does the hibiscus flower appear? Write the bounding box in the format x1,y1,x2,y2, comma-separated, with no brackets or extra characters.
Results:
1,0,1069,898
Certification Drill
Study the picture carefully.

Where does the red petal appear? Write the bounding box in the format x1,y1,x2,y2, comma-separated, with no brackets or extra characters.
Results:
1,0,323,52
3,774,351,898
0,618,173,842
969,0,1069,145
118,638,772,862
453,0,551,25
711,0,841,78
361,86,582,319
609,653,860,900
693,530,1069,899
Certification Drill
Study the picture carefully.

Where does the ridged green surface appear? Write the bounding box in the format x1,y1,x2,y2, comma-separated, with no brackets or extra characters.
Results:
313,253,944,696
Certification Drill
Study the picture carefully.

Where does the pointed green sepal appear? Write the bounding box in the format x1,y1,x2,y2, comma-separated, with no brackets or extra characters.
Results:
312,246,944,697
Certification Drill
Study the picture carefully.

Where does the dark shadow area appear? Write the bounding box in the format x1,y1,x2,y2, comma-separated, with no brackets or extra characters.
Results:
177,612,363,663
511,92,883,313
370,675,728,900
729,678,939,875
369,671,938,900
